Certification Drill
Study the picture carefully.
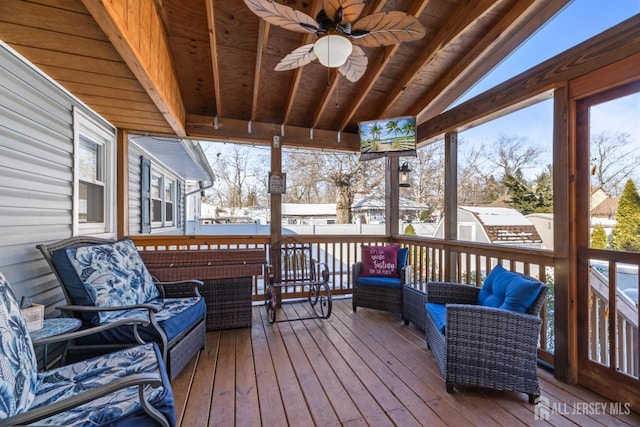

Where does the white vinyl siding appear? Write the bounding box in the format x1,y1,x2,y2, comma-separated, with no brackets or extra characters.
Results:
0,42,115,309
128,142,184,235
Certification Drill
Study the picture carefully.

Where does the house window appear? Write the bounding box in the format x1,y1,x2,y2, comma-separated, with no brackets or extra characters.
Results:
151,174,162,224
165,181,174,224
150,170,176,228
78,137,105,223
73,107,115,235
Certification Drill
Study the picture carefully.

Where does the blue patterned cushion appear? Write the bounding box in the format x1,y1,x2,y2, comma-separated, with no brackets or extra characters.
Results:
65,239,160,323
75,297,206,345
0,273,38,418
31,343,176,426
478,264,543,313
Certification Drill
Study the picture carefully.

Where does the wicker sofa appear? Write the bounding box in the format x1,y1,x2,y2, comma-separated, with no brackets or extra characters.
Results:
37,236,206,380
406,265,549,403
352,245,411,316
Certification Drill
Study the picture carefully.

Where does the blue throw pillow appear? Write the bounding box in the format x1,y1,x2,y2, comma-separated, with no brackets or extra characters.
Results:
397,247,408,275
478,264,543,313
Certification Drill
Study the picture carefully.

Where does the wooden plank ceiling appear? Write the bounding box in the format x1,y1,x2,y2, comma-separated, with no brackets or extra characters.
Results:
0,0,570,151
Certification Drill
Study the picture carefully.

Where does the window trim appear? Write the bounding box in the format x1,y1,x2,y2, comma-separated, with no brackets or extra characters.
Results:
72,107,116,236
150,167,177,229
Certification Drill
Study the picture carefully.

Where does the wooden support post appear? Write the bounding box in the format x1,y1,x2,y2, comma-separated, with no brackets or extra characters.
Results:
270,136,283,305
386,157,400,237
116,129,129,239
444,131,458,282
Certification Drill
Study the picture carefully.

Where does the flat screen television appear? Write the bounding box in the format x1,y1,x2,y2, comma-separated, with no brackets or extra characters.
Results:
358,116,417,161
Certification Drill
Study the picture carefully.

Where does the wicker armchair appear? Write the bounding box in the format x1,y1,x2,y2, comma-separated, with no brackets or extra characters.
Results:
352,246,411,316
422,275,549,403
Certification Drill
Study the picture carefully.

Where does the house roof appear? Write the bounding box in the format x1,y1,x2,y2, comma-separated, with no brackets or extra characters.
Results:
462,206,542,245
0,0,570,151
591,197,619,218
282,203,336,217
352,196,431,211
132,135,215,182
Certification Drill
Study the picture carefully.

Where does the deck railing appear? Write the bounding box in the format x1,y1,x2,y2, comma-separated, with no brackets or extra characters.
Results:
130,234,571,365
587,257,639,378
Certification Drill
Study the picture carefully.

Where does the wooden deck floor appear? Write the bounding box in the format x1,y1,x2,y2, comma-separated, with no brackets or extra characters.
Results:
171,298,640,426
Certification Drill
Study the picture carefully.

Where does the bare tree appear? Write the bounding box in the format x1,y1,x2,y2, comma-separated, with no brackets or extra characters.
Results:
205,145,268,210
488,133,544,181
326,153,364,223
410,142,444,213
590,131,640,196
283,150,331,203
458,140,488,205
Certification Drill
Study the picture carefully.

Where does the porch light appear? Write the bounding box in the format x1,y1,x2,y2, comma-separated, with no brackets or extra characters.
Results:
399,162,411,188
314,34,352,68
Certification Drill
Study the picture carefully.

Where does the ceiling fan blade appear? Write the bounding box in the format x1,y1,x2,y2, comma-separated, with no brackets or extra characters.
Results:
323,0,367,24
244,0,319,33
274,44,318,71
338,45,368,82
351,11,426,47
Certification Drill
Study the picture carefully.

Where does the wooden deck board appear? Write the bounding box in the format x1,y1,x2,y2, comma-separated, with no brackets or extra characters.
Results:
172,298,640,426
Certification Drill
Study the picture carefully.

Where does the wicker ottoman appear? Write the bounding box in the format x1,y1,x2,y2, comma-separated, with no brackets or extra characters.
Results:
403,285,428,330
201,277,253,330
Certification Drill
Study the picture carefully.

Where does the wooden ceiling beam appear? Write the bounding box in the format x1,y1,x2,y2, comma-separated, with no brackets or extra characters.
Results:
82,0,186,137
251,19,270,121
374,0,499,121
283,0,324,125
205,0,222,118
411,0,569,122
186,114,359,151
337,0,430,131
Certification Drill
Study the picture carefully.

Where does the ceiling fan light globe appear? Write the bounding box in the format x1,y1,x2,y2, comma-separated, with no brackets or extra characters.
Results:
314,35,353,68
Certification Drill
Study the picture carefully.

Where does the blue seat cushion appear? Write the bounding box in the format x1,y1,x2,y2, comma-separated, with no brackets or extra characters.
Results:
477,264,543,313
32,343,176,427
355,276,402,288
76,296,205,346
426,302,446,334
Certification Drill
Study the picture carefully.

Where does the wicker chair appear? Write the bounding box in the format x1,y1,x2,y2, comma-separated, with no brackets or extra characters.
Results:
352,246,411,316
420,275,549,403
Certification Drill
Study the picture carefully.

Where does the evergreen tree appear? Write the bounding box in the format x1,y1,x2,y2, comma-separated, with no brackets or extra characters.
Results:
504,171,553,215
611,179,640,252
404,223,416,235
590,224,608,249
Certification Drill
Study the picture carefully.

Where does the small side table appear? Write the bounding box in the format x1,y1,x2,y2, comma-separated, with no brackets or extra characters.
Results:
31,318,81,368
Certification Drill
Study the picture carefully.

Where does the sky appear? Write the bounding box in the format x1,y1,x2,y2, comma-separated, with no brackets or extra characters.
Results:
454,0,640,179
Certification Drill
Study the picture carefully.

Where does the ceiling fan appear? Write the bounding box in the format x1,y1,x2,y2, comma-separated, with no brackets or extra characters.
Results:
243,0,426,82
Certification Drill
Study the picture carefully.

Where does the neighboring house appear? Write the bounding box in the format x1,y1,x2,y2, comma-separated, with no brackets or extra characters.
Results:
590,188,618,220
130,135,214,235
352,196,431,224
0,43,213,307
434,207,543,248
282,203,337,225
526,213,554,250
